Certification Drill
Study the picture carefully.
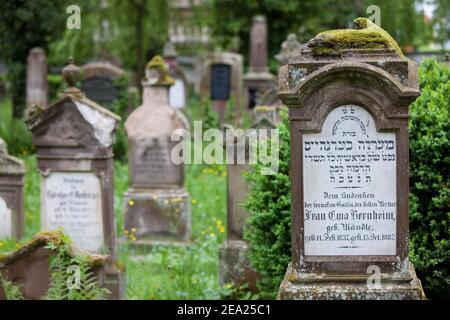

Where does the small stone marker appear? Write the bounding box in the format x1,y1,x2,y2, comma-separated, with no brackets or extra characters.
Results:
200,52,243,122
124,55,191,244
163,41,188,109
243,16,275,110
26,47,48,109
0,138,25,240
219,107,280,291
0,231,108,300
276,18,425,300
275,33,304,66
81,61,124,108
26,58,124,299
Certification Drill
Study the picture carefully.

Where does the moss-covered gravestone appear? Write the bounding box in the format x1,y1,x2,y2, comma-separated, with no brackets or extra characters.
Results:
0,138,25,240
276,19,425,300
26,58,125,300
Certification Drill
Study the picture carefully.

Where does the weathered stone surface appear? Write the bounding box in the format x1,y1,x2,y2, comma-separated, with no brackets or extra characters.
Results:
275,33,305,66
26,47,48,109
219,240,258,292
0,137,25,240
277,20,425,299
278,263,425,300
26,58,124,299
200,51,243,122
0,231,108,300
124,55,191,244
244,16,275,110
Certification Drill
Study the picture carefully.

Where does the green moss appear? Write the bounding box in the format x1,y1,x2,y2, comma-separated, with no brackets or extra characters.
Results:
145,55,175,86
308,17,404,58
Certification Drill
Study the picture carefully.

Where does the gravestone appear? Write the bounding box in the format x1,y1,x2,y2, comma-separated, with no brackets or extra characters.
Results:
219,107,280,291
81,61,124,108
0,231,107,300
200,52,243,123
163,41,188,109
0,138,25,240
275,33,304,66
243,16,275,110
26,48,48,110
276,18,425,300
26,58,125,299
123,55,191,244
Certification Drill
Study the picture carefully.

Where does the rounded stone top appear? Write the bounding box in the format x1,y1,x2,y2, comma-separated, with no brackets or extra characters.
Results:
253,15,266,23
0,137,6,154
163,41,178,59
144,55,175,87
62,57,81,87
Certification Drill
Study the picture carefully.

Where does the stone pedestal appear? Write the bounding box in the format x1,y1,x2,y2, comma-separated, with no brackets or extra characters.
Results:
278,263,425,300
124,188,191,243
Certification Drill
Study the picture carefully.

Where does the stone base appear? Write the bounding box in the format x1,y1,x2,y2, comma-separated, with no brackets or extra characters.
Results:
277,262,426,300
219,240,258,292
103,265,126,300
124,188,191,242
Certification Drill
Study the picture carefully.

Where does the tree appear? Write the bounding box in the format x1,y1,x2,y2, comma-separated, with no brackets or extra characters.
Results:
0,0,67,118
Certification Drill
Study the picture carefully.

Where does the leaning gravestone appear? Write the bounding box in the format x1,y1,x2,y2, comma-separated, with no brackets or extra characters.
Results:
276,18,425,300
123,55,191,244
81,61,124,108
26,58,124,299
219,106,280,291
0,138,25,240
243,16,275,110
200,51,243,123
26,47,48,109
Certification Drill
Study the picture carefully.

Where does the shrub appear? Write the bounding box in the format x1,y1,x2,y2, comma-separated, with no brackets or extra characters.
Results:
243,110,291,298
409,59,450,300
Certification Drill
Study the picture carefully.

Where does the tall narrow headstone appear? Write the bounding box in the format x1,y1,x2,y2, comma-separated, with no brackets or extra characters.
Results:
26,58,124,299
243,16,275,110
26,48,48,109
200,52,243,123
123,55,191,244
276,19,425,300
219,107,280,291
0,138,25,240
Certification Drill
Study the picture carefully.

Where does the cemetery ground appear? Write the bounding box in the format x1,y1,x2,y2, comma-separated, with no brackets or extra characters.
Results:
0,97,249,300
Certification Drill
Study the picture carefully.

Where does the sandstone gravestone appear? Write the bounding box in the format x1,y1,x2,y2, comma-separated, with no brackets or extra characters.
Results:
81,61,124,108
0,138,25,240
124,55,191,244
26,58,124,299
219,107,280,291
163,41,188,109
243,16,275,110
0,231,107,300
276,18,425,300
200,52,243,123
26,48,48,110
275,33,304,66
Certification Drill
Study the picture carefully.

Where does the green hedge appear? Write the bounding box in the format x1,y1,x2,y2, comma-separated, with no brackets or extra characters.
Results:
243,59,450,299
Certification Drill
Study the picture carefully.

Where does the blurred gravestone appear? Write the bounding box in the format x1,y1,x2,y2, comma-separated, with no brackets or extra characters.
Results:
26,58,124,299
243,16,275,110
0,138,25,240
81,61,124,109
163,41,188,109
200,52,243,123
124,55,191,245
26,48,48,110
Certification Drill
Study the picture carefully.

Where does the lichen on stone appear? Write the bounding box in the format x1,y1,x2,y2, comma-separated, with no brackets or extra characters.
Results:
307,17,404,58
145,55,175,86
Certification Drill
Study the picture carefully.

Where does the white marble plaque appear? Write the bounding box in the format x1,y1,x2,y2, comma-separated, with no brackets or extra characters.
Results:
303,105,396,256
169,79,186,109
0,197,12,239
41,172,104,253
